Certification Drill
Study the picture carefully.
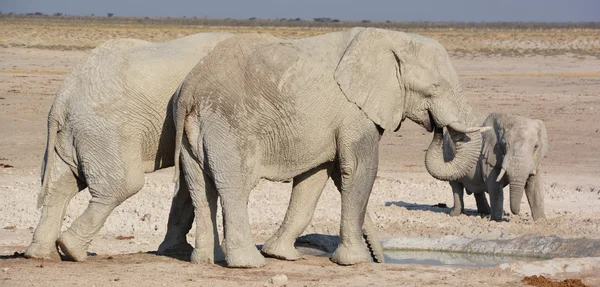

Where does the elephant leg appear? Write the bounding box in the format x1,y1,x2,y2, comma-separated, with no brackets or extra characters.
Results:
486,173,504,222
207,146,264,268
157,168,195,256
57,150,145,261
179,144,222,264
330,123,380,265
261,162,333,261
473,191,491,215
449,181,464,216
525,171,546,220
332,164,384,263
25,157,85,260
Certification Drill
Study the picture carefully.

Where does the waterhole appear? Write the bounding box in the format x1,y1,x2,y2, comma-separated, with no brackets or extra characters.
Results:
295,233,600,267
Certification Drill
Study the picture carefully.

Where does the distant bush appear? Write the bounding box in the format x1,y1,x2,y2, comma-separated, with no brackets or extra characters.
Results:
314,17,332,22
107,13,114,17
54,13,62,16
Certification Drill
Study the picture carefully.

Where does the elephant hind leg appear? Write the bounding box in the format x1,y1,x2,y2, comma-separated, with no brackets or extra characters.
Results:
57,150,146,261
157,168,195,256
202,141,264,268
262,162,333,261
178,141,223,264
25,157,86,260
449,182,464,216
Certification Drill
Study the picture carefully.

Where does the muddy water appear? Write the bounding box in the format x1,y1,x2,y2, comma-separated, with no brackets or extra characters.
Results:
384,250,541,267
296,234,600,267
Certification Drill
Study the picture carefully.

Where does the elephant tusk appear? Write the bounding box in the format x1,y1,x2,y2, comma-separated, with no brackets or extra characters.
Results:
496,168,506,182
532,169,537,176
447,122,491,134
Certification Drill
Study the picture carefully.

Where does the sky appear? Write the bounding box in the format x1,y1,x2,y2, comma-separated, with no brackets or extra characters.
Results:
2,0,599,22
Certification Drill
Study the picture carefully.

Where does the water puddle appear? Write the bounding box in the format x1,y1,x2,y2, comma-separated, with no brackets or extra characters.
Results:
295,233,600,267
384,249,542,267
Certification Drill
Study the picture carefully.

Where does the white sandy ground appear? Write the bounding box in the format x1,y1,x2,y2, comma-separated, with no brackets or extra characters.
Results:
1,47,600,286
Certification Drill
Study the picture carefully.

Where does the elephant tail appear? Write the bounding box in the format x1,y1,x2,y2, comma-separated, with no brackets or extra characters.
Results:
363,212,385,263
38,115,59,208
172,82,186,184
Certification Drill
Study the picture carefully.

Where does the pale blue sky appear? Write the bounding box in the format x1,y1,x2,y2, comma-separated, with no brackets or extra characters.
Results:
2,0,599,22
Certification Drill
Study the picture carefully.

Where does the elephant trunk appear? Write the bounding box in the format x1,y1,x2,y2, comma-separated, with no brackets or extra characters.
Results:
424,126,483,181
362,213,385,263
509,181,525,215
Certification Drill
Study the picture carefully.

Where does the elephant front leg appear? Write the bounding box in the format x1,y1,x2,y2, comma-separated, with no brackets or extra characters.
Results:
262,163,332,261
157,169,195,256
331,124,380,266
473,192,491,215
449,182,465,216
486,172,505,222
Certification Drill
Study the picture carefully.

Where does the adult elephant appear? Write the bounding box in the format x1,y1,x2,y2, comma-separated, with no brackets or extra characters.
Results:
172,28,488,268
24,32,233,261
441,113,548,221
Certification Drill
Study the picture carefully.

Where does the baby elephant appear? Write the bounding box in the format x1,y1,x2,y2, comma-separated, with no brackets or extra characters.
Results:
441,113,548,221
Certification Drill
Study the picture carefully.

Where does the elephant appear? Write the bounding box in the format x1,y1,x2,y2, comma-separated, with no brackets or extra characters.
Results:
171,27,489,268
24,32,234,261
439,113,548,221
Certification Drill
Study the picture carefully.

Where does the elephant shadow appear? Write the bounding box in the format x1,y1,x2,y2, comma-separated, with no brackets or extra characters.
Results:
384,201,484,217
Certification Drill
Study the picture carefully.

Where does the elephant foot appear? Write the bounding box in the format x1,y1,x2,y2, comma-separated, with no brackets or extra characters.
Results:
261,236,302,261
490,216,503,222
223,243,265,268
330,243,370,266
157,238,193,255
189,245,225,264
57,231,90,262
449,208,463,217
24,243,61,261
477,208,491,216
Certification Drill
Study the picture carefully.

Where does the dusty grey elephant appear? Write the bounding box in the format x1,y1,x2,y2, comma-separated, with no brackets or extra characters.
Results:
172,28,488,268
24,32,234,261
439,113,548,221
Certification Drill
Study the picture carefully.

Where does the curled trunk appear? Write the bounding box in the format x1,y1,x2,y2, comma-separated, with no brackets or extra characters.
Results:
362,213,384,263
425,127,482,181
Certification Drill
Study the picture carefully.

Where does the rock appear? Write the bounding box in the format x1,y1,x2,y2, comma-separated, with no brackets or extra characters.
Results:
266,274,288,286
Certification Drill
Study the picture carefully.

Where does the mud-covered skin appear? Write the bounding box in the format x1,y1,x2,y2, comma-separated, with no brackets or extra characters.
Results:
443,113,548,221
173,28,485,267
25,32,234,261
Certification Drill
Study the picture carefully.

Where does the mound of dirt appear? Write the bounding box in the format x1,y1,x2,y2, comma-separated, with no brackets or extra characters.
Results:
522,275,589,287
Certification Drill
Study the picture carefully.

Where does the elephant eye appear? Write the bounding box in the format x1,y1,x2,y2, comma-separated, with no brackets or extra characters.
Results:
428,83,440,97
534,143,539,150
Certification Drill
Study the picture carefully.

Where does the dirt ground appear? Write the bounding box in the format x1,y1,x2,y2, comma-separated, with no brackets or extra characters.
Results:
1,23,600,286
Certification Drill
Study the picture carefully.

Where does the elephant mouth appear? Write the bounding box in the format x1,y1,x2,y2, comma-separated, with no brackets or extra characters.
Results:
425,110,436,133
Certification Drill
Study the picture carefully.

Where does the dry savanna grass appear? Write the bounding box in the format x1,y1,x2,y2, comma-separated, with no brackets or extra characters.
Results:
1,16,599,57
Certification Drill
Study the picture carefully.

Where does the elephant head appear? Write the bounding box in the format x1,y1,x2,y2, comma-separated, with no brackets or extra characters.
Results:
334,28,483,181
487,114,548,220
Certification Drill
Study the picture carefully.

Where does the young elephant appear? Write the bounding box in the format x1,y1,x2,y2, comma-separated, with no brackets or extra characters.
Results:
439,113,548,221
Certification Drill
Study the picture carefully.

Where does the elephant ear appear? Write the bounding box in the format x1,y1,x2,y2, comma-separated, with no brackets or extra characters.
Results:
537,119,548,158
334,29,404,131
481,114,502,168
